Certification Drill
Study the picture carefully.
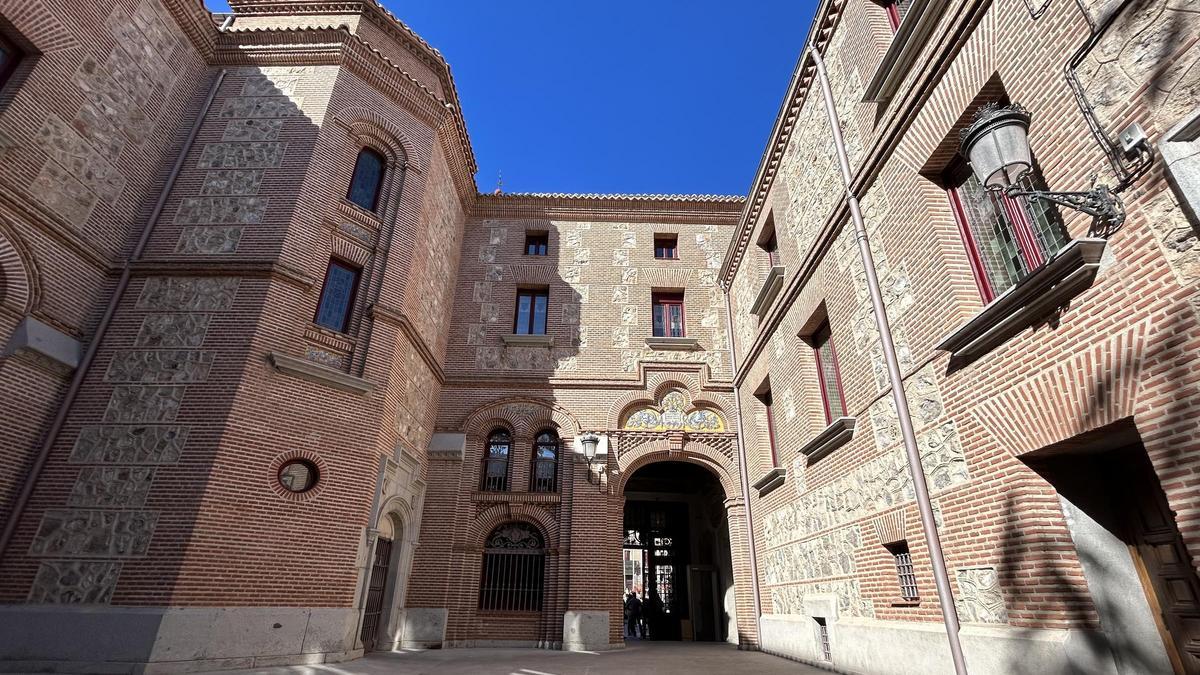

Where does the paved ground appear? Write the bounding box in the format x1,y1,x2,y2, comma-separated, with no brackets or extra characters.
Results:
219,641,827,675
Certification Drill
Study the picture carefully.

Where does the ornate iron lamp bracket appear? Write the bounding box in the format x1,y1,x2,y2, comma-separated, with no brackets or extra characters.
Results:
1000,174,1126,238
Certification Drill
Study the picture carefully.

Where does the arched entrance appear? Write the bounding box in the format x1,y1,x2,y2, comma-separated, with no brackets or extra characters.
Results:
621,461,735,643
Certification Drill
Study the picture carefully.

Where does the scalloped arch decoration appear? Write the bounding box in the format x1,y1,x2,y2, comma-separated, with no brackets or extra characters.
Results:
0,220,39,313
620,388,726,432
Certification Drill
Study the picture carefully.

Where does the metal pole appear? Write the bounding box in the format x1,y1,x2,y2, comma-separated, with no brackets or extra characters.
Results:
810,48,969,675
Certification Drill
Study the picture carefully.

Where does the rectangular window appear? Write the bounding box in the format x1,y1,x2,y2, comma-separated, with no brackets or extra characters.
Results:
314,260,360,333
756,385,778,466
889,541,920,601
885,0,912,30
654,235,678,260
514,288,549,335
0,32,23,90
651,292,685,338
812,320,847,423
524,232,548,256
945,158,1069,302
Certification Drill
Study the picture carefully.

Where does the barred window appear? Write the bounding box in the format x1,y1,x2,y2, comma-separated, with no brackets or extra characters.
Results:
946,158,1069,302
889,540,919,601
479,522,545,612
530,430,558,493
480,429,511,491
347,147,386,212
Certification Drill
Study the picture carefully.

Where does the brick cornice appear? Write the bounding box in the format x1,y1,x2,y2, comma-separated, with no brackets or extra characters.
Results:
162,0,222,59
368,303,446,384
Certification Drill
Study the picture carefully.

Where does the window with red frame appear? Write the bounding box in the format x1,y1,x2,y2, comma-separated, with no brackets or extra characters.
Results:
0,32,23,89
811,320,847,423
652,292,685,338
756,383,779,466
944,158,1069,303
314,259,360,333
514,287,549,335
884,0,913,30
654,234,678,260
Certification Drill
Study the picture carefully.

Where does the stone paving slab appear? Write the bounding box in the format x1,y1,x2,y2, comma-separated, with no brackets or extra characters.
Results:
217,642,830,675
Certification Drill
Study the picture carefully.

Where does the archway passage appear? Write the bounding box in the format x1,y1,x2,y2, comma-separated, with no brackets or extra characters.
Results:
622,461,734,643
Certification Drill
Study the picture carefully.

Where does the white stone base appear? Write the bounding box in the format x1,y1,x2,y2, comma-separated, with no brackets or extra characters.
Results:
398,607,447,649
0,605,360,674
562,610,612,651
760,614,1128,675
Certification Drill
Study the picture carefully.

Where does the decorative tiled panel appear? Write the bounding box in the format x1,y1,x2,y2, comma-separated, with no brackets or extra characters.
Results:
134,314,210,348
174,196,267,225
29,510,159,557
102,385,186,423
217,97,303,119
956,567,1009,624
762,526,861,585
200,169,265,196
197,142,287,169
175,226,243,254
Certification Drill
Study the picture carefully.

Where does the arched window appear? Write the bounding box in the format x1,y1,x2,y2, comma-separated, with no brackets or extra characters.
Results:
480,429,511,491
530,430,558,493
346,147,386,212
479,522,544,612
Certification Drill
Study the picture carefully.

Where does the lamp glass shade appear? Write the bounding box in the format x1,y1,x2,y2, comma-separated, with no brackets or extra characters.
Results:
960,104,1033,189
578,433,600,460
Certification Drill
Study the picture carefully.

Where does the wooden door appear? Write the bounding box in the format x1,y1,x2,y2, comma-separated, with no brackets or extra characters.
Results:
360,537,393,652
1115,451,1200,674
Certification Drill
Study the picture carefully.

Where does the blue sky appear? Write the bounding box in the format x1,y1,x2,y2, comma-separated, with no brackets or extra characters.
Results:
204,1,815,196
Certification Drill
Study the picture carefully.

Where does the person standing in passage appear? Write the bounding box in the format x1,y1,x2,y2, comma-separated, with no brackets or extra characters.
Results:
624,591,643,639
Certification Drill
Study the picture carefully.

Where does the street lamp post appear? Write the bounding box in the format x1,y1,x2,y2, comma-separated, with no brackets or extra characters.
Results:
810,48,970,675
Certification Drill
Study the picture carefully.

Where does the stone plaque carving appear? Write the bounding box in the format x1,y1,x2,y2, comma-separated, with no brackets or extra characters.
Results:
200,169,264,196
956,567,1009,624
137,277,238,311
29,561,122,604
135,314,210,348
174,196,267,225
105,350,213,384
103,385,186,422
197,142,286,169
176,226,242,254
71,425,187,464
218,97,302,119
68,467,155,507
30,509,159,557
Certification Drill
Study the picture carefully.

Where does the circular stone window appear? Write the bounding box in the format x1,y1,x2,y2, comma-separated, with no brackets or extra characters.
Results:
278,459,319,493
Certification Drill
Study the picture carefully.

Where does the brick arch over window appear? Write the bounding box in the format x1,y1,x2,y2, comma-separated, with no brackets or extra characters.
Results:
615,439,740,498
333,107,419,170
0,220,39,314
461,397,581,440
467,502,559,553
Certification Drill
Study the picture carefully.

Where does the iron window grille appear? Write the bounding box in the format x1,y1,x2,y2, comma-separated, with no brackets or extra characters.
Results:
314,259,360,333
811,320,847,423
480,429,511,491
479,523,545,612
654,235,679,260
524,232,548,256
347,147,386,212
945,158,1070,303
889,540,920,601
514,288,549,335
530,430,558,493
652,292,685,338
815,617,832,661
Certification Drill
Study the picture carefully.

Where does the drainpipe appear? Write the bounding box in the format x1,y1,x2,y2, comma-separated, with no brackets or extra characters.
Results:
0,69,228,560
722,290,763,646
810,47,969,675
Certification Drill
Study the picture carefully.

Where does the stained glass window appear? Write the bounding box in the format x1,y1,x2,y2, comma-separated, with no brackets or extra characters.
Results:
347,147,385,212
314,260,359,332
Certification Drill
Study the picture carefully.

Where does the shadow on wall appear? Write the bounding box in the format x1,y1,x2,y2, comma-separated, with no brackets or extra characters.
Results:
998,301,1198,675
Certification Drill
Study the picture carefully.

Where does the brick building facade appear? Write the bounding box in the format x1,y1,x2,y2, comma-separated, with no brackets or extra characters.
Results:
0,0,1196,673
